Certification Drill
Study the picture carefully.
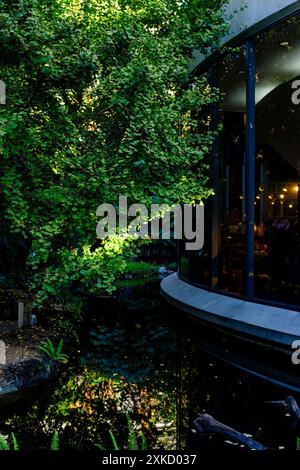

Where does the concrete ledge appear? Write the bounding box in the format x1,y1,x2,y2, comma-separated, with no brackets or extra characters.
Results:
161,273,300,347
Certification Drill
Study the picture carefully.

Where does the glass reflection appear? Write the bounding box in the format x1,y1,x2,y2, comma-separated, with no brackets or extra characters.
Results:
254,16,300,305
216,47,247,295
179,73,212,288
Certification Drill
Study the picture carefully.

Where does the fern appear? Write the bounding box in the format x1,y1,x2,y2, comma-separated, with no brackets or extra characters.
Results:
95,431,120,451
38,338,69,363
56,339,63,355
11,433,19,451
95,414,147,451
108,430,119,451
50,430,59,450
126,413,138,450
0,436,9,450
139,433,148,451
95,442,106,450
0,432,60,450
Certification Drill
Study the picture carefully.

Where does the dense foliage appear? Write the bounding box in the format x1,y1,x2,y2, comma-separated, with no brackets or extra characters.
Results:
0,0,228,306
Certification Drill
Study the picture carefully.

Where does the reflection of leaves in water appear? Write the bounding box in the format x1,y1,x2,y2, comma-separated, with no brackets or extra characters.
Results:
81,322,174,384
2,281,177,450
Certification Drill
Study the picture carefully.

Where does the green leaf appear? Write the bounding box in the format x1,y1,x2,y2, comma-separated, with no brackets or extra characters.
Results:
0,436,9,450
126,413,138,450
108,430,119,451
95,443,106,451
50,430,59,451
11,433,19,451
57,339,64,355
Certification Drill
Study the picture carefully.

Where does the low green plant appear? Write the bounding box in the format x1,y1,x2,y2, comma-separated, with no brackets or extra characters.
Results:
0,432,58,450
0,435,9,450
96,413,147,451
38,338,69,363
54,318,80,344
50,430,59,450
11,433,19,451
124,262,158,278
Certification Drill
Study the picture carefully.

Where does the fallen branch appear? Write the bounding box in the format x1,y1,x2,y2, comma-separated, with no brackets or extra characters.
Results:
194,414,267,450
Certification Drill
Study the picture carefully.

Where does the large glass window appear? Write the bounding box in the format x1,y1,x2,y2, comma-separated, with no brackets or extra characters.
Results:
216,48,247,295
179,12,300,310
254,16,300,306
179,204,212,287
179,74,212,288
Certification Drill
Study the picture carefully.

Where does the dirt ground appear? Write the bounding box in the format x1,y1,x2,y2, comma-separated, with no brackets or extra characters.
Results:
0,325,57,365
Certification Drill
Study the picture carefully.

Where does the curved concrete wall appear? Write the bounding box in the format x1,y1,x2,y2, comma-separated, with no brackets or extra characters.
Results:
191,0,300,71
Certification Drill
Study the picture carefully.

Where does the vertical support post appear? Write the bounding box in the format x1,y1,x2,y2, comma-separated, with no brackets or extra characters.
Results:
18,300,32,328
246,40,256,298
18,301,25,328
177,240,181,277
176,332,182,450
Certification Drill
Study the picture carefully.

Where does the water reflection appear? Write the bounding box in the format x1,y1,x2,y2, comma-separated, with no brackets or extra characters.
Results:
176,335,300,450
0,284,299,450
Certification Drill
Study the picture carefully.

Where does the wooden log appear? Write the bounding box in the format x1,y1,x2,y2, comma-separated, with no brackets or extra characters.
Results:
194,414,267,450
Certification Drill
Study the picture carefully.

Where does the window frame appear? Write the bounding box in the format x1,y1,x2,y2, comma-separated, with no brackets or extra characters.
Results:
178,6,300,313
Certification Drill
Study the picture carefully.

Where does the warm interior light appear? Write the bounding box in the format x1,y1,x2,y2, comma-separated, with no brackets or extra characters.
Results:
280,194,285,199
294,185,299,192
282,188,288,192
268,195,273,200
289,204,293,208
271,202,275,205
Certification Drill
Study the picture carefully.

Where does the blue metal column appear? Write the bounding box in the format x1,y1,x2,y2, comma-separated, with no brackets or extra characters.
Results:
246,40,256,298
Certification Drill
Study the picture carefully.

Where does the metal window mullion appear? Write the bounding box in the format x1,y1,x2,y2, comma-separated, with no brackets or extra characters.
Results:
246,40,256,298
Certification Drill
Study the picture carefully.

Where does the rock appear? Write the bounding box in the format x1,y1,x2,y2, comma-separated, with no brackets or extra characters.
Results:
159,267,168,274
0,357,58,402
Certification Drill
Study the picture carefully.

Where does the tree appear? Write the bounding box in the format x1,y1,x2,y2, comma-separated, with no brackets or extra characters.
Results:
0,0,228,307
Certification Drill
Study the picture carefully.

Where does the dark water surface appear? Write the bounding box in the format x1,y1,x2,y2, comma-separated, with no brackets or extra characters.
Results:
0,281,299,450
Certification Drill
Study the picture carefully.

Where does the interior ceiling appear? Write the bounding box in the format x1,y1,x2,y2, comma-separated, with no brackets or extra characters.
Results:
222,18,300,112
256,78,300,173
220,17,300,173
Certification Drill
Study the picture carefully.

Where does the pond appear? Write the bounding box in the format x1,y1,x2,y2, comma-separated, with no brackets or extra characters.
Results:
0,280,299,451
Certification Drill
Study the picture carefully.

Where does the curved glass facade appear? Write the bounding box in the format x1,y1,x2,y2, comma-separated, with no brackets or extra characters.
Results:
179,11,300,309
